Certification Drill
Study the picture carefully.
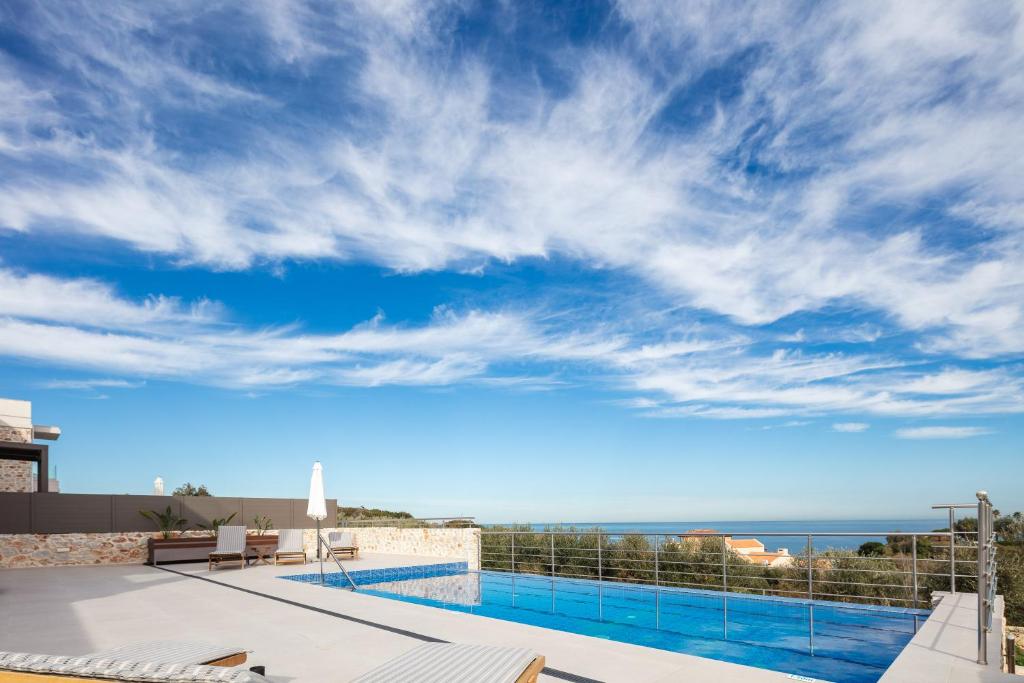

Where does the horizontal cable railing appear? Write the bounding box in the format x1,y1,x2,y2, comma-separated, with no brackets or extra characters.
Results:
336,516,476,528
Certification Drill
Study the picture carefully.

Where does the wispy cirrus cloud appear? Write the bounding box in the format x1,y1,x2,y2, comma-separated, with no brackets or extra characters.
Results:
0,268,1021,426
43,378,144,391
895,426,993,440
0,1,1022,359
833,423,870,433
0,2,1022,431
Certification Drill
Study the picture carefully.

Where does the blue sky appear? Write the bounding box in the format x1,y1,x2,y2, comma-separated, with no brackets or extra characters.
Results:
1,1,1022,520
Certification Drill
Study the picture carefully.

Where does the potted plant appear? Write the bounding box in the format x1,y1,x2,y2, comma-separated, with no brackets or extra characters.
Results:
196,512,237,536
253,515,273,535
139,506,188,539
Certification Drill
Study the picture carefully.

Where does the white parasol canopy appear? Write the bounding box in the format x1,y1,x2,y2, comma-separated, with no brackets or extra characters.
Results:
306,461,327,521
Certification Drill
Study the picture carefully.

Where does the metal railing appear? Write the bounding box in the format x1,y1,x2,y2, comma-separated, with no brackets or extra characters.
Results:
316,531,358,590
976,491,997,665
479,495,998,662
336,516,476,528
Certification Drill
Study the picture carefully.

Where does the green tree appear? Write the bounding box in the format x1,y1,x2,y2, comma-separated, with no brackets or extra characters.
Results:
172,482,211,496
858,541,885,556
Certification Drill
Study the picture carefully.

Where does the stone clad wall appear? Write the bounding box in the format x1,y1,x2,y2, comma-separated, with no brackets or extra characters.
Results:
307,527,480,570
0,526,481,569
0,419,33,493
0,461,33,493
0,532,155,568
0,398,35,493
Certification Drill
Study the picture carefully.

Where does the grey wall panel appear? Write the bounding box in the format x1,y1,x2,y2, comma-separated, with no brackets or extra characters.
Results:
0,494,330,533
0,493,31,533
116,495,182,533
180,497,243,529
32,494,112,533
240,498,294,531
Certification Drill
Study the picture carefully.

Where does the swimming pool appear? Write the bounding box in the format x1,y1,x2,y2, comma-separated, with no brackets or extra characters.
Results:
283,565,928,683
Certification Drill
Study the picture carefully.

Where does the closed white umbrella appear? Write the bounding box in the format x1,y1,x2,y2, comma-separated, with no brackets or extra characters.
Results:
307,461,327,521
307,461,328,582
304,461,356,589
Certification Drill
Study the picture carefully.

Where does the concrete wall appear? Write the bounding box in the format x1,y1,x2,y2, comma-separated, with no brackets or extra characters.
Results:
0,399,33,493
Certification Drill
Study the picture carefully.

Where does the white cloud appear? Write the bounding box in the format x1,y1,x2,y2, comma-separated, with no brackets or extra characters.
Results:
43,378,144,391
895,426,993,440
833,422,870,433
1,3,1024,423
0,1,1022,360
0,267,1021,420
0,269,218,330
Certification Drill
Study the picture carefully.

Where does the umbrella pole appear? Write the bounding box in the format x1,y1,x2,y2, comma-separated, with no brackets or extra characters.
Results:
318,519,325,585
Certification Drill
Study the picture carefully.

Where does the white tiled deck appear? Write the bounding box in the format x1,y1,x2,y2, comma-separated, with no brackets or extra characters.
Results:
2,557,1015,682
1,555,800,683
879,592,1016,682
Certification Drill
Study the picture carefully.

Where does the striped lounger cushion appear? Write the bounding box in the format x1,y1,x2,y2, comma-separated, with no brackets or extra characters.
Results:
351,643,539,683
85,643,245,666
0,652,267,682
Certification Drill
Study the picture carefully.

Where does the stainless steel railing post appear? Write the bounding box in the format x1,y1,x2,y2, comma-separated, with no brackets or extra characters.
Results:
807,534,813,600
550,533,555,578
808,534,814,655
977,491,988,665
511,531,515,575
654,534,659,587
597,533,603,583
722,536,729,639
949,507,956,593
912,535,919,609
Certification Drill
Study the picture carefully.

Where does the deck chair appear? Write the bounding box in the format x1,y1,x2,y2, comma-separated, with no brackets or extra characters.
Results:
328,531,359,559
208,525,246,570
84,642,247,667
0,648,266,682
274,529,306,565
350,643,544,683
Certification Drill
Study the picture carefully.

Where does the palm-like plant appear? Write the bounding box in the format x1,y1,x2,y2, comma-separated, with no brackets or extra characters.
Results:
253,515,273,535
139,506,188,539
197,512,238,536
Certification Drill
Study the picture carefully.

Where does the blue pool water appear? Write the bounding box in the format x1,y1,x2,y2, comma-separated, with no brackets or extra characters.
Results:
283,565,927,683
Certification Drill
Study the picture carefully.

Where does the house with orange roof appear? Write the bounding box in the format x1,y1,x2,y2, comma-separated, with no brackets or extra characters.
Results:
680,530,795,568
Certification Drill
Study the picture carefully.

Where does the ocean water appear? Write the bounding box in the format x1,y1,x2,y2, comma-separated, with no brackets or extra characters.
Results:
488,519,949,551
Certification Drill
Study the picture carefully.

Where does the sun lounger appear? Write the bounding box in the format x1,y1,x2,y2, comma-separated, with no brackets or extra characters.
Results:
350,643,544,683
0,651,267,682
328,531,359,559
84,642,248,667
274,529,306,565
1,643,544,683
208,525,246,570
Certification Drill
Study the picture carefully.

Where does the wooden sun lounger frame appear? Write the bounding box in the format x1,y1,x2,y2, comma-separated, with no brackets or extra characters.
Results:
207,551,245,570
274,549,306,565
515,655,545,683
0,652,248,682
328,543,359,558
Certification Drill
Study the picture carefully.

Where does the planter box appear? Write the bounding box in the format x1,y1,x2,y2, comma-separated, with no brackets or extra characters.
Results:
147,535,280,565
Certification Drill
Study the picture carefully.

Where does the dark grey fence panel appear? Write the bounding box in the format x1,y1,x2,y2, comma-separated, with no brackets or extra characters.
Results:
0,493,336,534
117,495,181,532
240,498,294,530
180,497,242,529
0,493,31,533
287,498,339,528
32,494,112,533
